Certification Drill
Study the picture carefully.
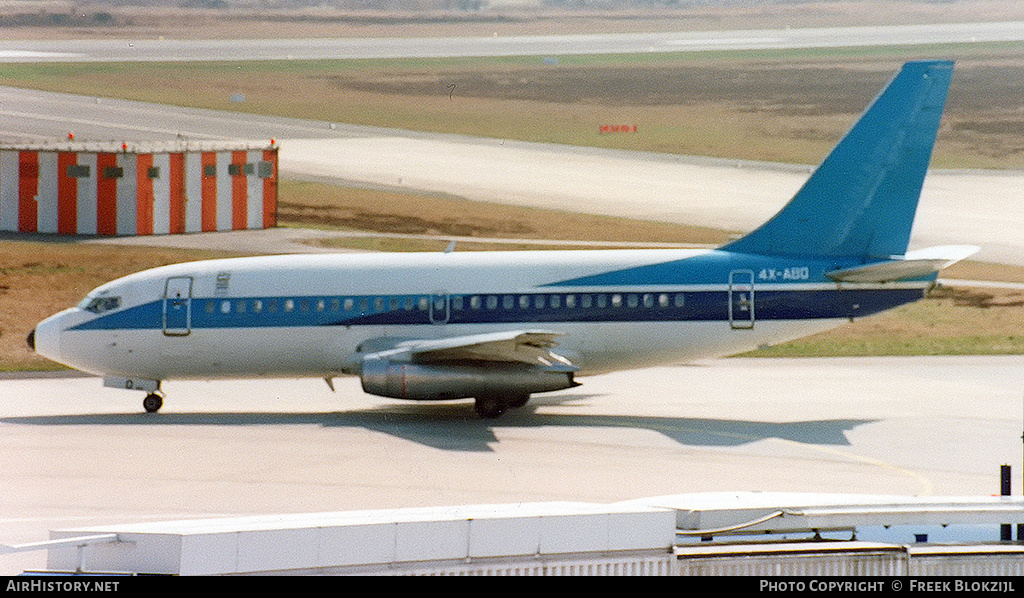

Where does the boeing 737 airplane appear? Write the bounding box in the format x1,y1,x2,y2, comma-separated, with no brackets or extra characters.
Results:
28,60,977,418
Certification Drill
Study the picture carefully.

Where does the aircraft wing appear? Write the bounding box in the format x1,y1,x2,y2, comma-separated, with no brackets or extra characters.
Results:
393,330,576,370
826,245,980,283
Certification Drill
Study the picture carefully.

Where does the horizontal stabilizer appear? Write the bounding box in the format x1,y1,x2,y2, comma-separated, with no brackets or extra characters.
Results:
826,245,979,283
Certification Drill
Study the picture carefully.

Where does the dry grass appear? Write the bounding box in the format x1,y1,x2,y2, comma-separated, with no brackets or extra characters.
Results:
747,283,1024,357
278,180,729,244
942,260,1024,284
0,240,238,370
3,47,1023,168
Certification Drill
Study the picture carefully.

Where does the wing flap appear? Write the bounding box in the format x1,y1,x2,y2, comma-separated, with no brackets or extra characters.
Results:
392,330,576,370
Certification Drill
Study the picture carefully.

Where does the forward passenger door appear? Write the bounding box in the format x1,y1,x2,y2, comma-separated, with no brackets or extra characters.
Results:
163,276,193,336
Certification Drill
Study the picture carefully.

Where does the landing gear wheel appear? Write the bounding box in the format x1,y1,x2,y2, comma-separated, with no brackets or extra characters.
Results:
142,393,163,413
473,396,507,419
507,394,530,409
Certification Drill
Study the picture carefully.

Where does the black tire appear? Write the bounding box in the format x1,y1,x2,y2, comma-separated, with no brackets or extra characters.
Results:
143,393,163,413
507,393,530,409
473,396,506,419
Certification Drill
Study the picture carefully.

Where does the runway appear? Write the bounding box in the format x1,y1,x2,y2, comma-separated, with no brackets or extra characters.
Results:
1,21,1023,62
3,355,1023,574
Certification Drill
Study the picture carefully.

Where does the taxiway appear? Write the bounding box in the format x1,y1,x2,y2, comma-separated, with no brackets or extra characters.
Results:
1,21,1023,62
3,355,1023,574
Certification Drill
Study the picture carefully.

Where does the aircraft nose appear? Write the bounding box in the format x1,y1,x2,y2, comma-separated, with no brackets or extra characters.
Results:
30,313,66,365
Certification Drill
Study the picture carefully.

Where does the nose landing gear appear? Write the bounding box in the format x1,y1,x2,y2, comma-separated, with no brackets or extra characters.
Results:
142,393,164,413
103,377,164,413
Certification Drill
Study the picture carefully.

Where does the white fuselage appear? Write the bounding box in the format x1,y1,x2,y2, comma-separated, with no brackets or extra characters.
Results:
33,248,925,388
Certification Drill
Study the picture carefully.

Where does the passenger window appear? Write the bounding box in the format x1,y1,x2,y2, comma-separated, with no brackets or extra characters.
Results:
253,300,263,313
550,295,561,309
452,296,464,310
643,294,654,308
565,294,576,308
221,301,231,314
674,294,686,308
284,299,294,312
659,294,669,308
486,295,498,310
597,295,608,309
470,296,482,310
627,294,638,308
344,298,354,311
580,294,592,309
534,295,545,309
503,296,514,310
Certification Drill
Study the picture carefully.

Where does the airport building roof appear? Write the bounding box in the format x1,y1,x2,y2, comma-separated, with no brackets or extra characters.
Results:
0,139,278,153
8,492,1024,575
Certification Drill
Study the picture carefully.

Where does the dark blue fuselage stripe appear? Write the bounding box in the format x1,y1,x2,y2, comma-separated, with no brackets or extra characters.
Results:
70,288,925,331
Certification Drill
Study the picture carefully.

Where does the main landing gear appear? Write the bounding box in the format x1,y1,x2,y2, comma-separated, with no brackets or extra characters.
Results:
473,394,530,419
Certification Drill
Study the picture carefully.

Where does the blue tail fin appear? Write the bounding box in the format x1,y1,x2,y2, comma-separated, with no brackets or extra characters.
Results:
723,60,953,259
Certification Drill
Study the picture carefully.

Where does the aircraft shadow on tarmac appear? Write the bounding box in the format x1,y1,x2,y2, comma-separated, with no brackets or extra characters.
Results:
1,393,873,453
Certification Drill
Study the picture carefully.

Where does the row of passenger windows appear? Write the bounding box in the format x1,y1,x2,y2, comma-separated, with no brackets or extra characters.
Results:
203,293,687,315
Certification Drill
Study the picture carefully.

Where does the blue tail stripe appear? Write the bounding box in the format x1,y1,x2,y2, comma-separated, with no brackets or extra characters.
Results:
723,60,954,259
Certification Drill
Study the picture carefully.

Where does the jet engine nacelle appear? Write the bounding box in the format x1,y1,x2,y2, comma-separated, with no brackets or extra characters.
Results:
359,354,578,401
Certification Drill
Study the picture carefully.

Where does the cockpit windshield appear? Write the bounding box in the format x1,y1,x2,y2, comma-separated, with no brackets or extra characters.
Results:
81,295,121,314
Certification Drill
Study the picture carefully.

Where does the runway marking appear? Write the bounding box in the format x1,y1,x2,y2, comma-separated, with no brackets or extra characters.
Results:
0,130,52,140
665,37,783,47
0,51,79,59
780,440,935,496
